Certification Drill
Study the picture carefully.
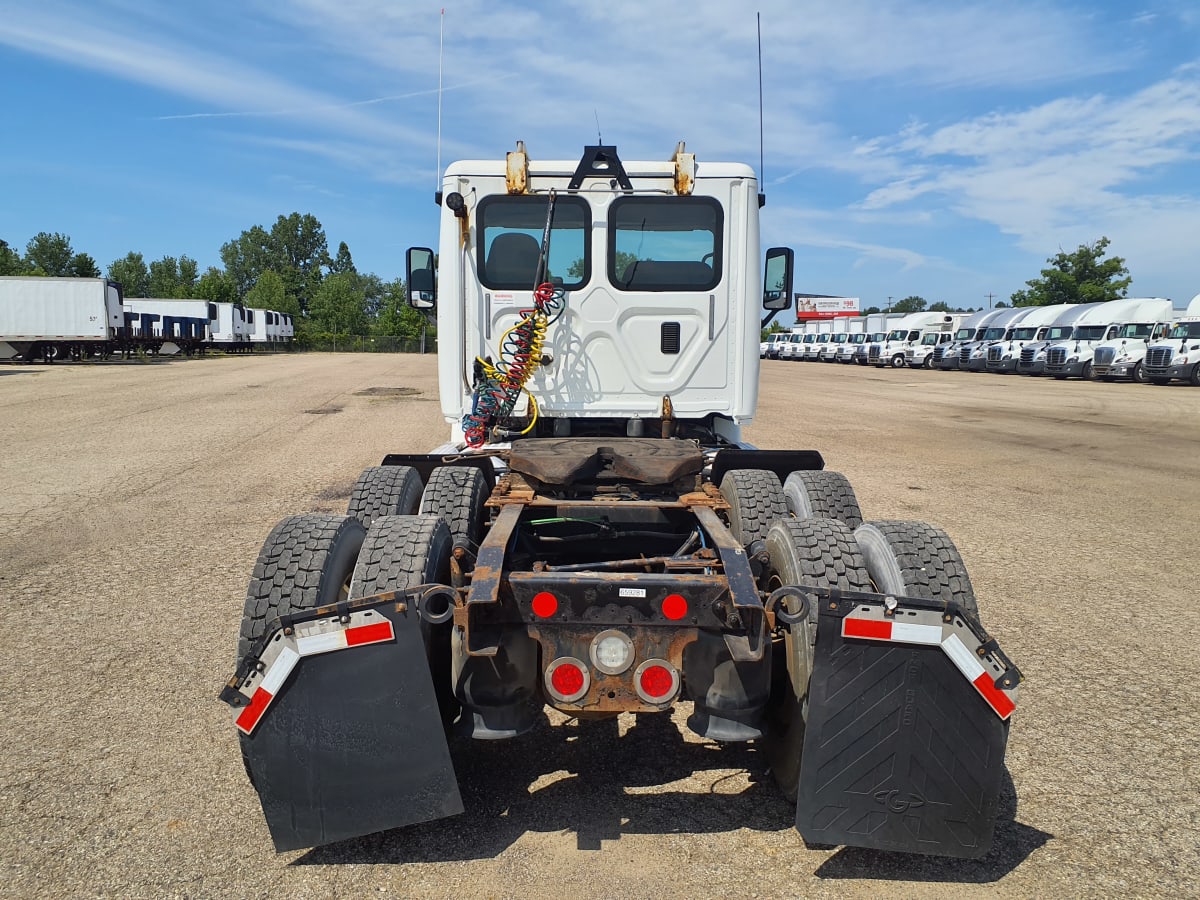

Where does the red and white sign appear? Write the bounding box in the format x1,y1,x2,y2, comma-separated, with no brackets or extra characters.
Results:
795,296,860,321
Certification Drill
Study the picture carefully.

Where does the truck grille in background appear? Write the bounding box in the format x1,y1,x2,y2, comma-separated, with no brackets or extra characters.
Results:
660,322,680,354
1094,347,1116,367
987,346,1003,362
1046,348,1068,368
868,346,880,360
1020,346,1036,365
959,347,971,363
1146,347,1173,369
933,346,946,362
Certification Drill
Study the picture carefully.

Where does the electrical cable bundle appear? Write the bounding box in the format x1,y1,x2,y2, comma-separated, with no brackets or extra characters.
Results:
462,282,564,447
462,191,563,448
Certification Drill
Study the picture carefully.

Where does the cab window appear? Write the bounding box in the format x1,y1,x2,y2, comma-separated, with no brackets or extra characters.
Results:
477,195,590,290
609,197,722,292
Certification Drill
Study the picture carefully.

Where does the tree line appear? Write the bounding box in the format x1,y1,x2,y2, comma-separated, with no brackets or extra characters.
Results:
0,214,430,342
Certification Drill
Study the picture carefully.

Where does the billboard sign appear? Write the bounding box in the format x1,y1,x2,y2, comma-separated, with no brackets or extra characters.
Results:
795,296,860,321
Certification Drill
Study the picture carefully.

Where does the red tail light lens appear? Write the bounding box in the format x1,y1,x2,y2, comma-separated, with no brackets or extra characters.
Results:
545,657,589,702
531,591,558,618
661,593,687,620
634,659,680,704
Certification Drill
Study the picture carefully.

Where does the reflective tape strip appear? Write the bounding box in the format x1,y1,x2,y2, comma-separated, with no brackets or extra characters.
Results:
842,616,941,645
236,646,299,735
295,619,394,656
841,611,1017,721
940,633,985,681
942,633,1013,721
234,617,395,736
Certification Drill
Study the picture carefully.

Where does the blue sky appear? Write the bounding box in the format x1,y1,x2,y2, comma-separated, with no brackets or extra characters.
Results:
2,1,1198,309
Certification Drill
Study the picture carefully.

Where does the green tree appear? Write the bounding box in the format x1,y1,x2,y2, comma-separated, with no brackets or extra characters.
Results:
1010,237,1131,306
107,252,150,297
25,232,75,276
330,241,356,276
929,301,952,312
310,271,367,334
179,256,198,296
891,295,927,313
69,253,101,278
149,255,180,298
863,305,881,315
567,251,637,281
0,239,25,275
194,267,238,304
244,269,297,315
221,213,330,312
377,278,431,340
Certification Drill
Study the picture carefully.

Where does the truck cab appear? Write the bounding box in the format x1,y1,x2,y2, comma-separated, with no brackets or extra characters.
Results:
985,304,1072,373
1144,294,1200,385
1043,298,1174,380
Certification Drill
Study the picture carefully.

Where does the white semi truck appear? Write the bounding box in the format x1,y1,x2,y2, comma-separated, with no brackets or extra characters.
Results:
825,317,863,362
1143,294,1200,385
935,309,1002,371
959,307,1033,372
1043,297,1175,380
984,304,1073,373
849,313,895,365
0,276,125,361
868,311,958,368
1091,306,1179,383
221,142,1020,859
1015,302,1104,376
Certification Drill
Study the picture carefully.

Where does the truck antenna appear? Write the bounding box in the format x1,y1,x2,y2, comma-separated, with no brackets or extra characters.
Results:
594,109,603,146
435,8,445,205
757,11,766,207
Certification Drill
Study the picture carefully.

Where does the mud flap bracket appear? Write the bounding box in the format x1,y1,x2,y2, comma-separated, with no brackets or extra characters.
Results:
224,597,463,852
794,590,1019,858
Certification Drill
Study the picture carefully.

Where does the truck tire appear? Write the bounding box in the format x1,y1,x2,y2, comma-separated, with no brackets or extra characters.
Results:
1191,364,1200,387
237,514,366,666
853,520,979,620
347,465,423,527
719,469,788,549
349,514,458,725
420,466,489,551
890,353,905,368
763,518,870,801
782,470,863,528
1131,361,1146,384
1082,361,1095,381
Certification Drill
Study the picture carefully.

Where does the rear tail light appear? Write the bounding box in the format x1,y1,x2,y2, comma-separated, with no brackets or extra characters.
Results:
545,657,589,703
661,593,688,620
531,591,558,618
634,659,680,704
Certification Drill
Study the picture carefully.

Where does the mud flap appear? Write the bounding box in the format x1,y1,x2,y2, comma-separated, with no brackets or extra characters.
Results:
230,602,462,852
795,593,1018,858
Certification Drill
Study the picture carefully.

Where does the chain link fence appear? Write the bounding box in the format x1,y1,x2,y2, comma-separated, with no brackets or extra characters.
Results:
297,334,438,354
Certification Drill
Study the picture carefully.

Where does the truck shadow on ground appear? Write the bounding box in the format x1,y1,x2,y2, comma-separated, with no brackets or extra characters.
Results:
297,710,1049,882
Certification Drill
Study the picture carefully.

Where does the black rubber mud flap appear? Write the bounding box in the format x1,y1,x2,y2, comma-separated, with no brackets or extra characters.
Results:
239,603,462,852
795,599,1010,858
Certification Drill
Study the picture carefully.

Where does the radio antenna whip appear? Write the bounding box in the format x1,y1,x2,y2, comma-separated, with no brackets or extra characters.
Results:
757,11,766,206
435,8,445,203
594,109,603,145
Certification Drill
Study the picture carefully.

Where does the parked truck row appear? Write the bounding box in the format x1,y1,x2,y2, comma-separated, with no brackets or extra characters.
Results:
0,276,294,362
763,294,1200,386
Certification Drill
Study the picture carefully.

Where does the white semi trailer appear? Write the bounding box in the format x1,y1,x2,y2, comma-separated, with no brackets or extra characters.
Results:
222,142,1021,859
1043,298,1175,380
984,304,1073,373
1143,294,1200,385
0,276,125,361
123,298,217,355
211,302,250,350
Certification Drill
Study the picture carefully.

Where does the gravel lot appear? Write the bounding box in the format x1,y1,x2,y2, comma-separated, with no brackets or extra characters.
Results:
1,353,1197,899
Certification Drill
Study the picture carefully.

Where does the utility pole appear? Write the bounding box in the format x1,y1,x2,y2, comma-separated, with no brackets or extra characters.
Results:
887,296,893,312
985,292,996,310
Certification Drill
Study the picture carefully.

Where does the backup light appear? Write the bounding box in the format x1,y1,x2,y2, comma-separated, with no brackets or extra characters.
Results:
590,630,634,675
545,657,589,703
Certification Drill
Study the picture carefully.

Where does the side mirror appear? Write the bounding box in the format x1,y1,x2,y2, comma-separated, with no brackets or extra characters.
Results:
762,247,793,310
406,247,436,309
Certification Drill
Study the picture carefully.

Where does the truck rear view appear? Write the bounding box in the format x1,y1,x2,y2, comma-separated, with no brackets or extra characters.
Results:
221,143,1022,861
